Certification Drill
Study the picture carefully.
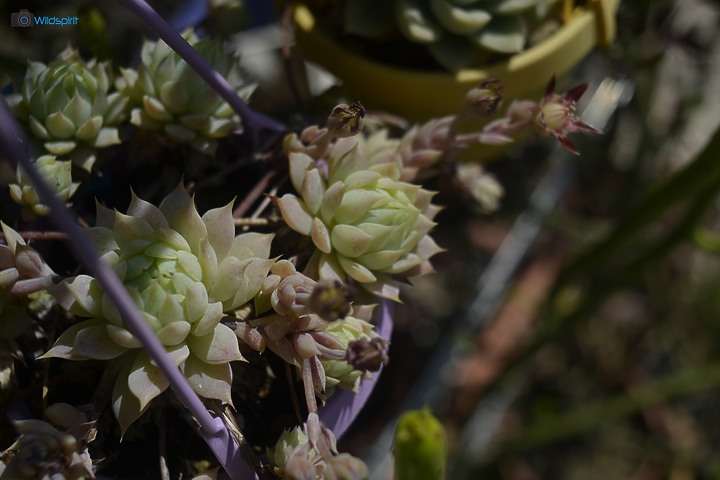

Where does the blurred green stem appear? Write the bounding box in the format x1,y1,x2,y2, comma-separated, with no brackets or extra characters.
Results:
502,360,720,453
553,128,720,292
476,128,720,406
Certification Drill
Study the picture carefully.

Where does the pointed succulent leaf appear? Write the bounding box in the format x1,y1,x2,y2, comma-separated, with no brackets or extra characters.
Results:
39,320,105,360
185,323,242,364
128,352,170,410
112,359,147,437
183,353,234,404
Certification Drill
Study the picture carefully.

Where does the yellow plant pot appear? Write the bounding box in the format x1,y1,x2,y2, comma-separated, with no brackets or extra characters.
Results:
294,0,619,120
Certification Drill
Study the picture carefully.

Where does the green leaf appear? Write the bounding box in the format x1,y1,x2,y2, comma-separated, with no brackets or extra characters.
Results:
183,353,233,404
470,15,526,53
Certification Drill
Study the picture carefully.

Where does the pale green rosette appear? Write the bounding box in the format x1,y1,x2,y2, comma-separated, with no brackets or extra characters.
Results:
43,185,275,434
346,0,560,70
9,155,79,219
8,46,128,171
277,130,443,301
117,29,255,154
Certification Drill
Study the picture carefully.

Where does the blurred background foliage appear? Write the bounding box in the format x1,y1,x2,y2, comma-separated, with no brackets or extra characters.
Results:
342,0,720,478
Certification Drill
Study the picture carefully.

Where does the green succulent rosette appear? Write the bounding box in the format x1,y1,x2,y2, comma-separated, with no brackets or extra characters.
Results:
43,186,275,433
321,313,378,393
7,46,128,171
345,0,560,70
276,130,443,301
117,29,255,154
9,155,79,219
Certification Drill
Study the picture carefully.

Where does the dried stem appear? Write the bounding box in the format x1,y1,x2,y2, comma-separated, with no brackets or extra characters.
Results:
0,231,68,241
233,170,277,218
302,358,318,414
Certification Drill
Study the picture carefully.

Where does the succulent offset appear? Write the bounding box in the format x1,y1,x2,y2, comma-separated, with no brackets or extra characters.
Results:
43,185,274,433
0,223,52,372
117,29,255,154
277,128,443,302
269,413,368,480
6,46,128,171
0,419,90,480
0,222,56,297
9,155,79,219
345,0,561,70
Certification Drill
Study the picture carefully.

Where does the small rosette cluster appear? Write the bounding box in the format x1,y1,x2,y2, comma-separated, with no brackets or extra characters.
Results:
117,29,255,154
345,0,560,70
44,186,274,433
277,130,443,301
7,46,128,171
0,222,55,343
9,155,79,219
269,413,368,480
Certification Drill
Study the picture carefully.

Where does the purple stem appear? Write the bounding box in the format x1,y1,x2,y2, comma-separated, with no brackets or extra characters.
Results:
318,300,393,439
116,0,286,147
0,104,257,480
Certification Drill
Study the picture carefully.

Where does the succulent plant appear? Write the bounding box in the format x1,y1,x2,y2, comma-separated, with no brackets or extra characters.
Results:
276,128,443,302
0,419,91,480
7,46,128,171
320,312,381,393
455,163,504,212
248,260,381,397
532,75,602,155
269,413,368,480
344,0,561,70
0,222,56,297
117,29,255,154
43,185,275,433
9,155,79,219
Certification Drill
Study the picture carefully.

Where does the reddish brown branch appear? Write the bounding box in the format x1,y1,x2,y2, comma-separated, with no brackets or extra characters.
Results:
232,170,278,218
0,231,68,242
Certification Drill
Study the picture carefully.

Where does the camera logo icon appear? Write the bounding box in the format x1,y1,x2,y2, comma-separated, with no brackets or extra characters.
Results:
11,9,34,27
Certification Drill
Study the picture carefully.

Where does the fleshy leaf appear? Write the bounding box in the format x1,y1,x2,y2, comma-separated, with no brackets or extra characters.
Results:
128,351,170,410
183,353,234,404
186,323,242,364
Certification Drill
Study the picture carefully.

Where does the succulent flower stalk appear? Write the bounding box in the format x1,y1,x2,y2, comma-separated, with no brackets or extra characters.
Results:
533,75,602,155
7,46,128,171
117,29,255,154
248,263,381,397
43,185,274,433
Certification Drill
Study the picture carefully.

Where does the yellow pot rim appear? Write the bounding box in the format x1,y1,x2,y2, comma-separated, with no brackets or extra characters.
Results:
294,1,619,119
